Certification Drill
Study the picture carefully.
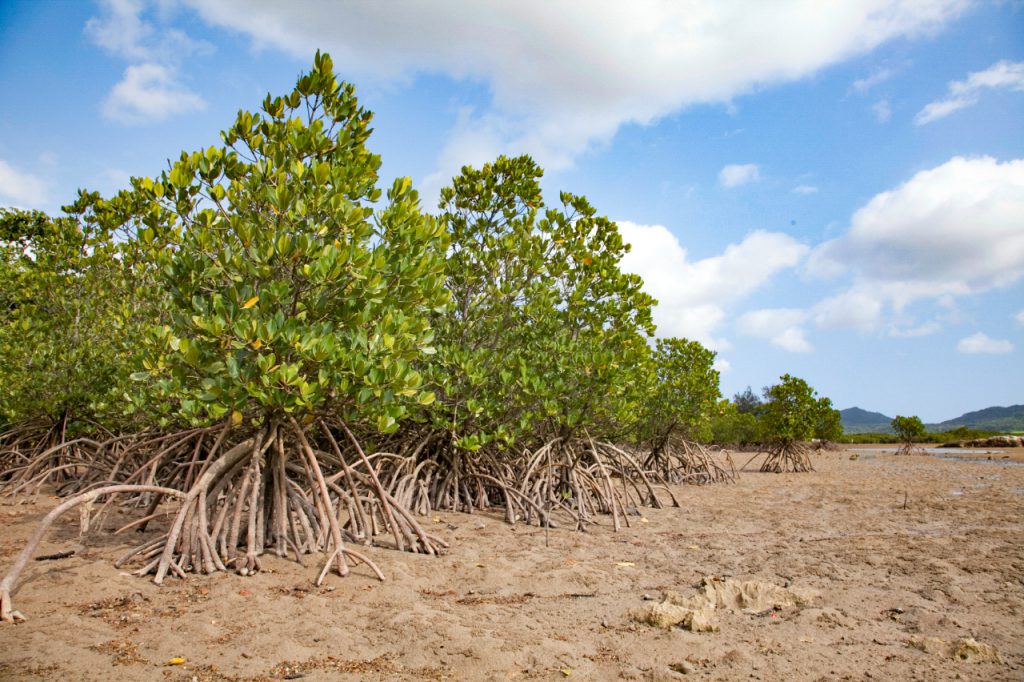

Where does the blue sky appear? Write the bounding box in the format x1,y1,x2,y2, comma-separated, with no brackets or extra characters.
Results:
1,0,1022,422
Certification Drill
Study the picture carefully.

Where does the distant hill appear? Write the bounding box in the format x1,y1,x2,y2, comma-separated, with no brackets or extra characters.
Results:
930,404,1024,433
840,407,894,434
840,404,1024,434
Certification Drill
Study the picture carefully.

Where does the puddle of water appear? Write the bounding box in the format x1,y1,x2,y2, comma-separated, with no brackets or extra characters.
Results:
851,448,1024,467
935,455,1024,467
852,447,1005,455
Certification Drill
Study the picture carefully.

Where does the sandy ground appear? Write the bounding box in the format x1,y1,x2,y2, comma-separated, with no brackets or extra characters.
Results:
1,447,1023,681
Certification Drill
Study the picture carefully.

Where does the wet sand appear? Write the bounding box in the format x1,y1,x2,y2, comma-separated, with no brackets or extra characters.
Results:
2,447,1022,681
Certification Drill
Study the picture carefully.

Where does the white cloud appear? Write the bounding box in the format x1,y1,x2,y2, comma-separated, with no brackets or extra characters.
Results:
86,0,213,63
618,221,808,349
851,66,896,93
737,308,813,353
1016,310,1024,325
915,59,1024,125
806,156,1024,332
102,63,207,124
957,332,1014,354
713,358,732,374
889,321,940,338
872,99,892,122
916,97,971,124
181,0,969,181
719,164,760,188
811,288,883,332
87,0,211,126
792,184,818,195
85,0,153,61
0,159,48,208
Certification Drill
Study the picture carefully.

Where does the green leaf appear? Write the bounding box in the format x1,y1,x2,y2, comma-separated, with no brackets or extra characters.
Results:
314,161,331,185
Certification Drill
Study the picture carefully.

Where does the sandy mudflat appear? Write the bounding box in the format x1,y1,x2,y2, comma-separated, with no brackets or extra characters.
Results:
1,447,1022,681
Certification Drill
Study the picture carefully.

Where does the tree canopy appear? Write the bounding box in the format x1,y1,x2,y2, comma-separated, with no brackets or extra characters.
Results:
639,337,721,448
756,374,828,472
117,51,448,431
733,386,762,415
813,396,843,442
760,374,821,446
426,154,656,451
892,415,925,454
0,201,140,427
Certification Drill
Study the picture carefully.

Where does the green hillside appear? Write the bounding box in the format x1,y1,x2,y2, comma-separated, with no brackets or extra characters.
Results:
840,407,894,434
930,404,1024,433
840,404,1024,435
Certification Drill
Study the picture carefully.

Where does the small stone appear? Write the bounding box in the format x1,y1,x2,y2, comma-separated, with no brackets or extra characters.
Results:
669,661,696,674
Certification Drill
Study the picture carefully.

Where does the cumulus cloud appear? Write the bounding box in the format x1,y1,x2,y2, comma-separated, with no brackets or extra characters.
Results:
102,63,207,124
915,59,1024,125
957,332,1014,354
806,156,1024,333
87,0,211,125
180,0,969,181
617,221,808,349
0,159,48,208
811,288,884,332
792,184,818,195
1016,310,1024,325
719,164,760,188
737,308,813,353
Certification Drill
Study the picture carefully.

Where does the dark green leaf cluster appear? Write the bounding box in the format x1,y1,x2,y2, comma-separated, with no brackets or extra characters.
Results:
813,396,842,442
426,155,658,452
637,338,721,448
759,374,830,446
0,52,780,461
732,386,763,415
891,415,925,444
0,201,143,426
102,52,448,430
710,400,761,446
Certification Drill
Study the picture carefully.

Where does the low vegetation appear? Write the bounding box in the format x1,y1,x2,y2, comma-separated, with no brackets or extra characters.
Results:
838,426,1001,445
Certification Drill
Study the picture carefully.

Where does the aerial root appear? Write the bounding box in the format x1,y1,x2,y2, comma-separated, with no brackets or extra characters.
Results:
0,421,223,500
1,484,187,624
642,439,736,485
3,414,753,624
515,437,665,531
896,442,922,456
759,441,814,473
